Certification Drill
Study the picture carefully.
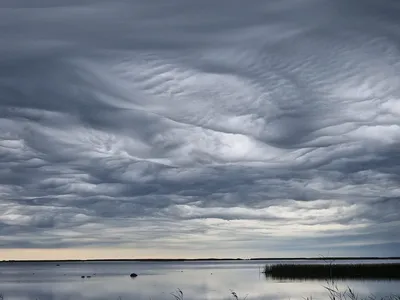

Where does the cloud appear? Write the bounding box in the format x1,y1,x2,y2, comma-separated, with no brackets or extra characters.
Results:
0,0,400,258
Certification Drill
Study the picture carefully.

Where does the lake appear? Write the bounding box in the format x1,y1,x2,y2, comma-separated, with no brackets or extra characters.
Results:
1,260,399,300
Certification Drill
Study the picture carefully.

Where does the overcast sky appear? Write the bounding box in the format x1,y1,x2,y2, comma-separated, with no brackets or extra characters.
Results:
0,0,400,260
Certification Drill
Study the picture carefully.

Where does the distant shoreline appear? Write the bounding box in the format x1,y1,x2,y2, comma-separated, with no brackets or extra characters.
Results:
1,257,400,263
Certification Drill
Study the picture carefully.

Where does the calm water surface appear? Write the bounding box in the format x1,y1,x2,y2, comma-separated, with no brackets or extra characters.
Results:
0,260,399,300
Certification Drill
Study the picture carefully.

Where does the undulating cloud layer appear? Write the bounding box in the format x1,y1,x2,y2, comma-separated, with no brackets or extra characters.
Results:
1,0,400,258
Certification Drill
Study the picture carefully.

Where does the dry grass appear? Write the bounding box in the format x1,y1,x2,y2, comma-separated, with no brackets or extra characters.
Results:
319,281,400,300
1,283,400,300
170,288,184,300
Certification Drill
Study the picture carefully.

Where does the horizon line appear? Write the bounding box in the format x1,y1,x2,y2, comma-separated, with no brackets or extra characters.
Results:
2,256,400,263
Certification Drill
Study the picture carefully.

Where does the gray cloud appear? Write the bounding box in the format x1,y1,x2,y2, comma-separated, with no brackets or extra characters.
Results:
0,0,400,257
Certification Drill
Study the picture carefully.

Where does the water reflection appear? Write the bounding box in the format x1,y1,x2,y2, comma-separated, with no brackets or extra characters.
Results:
0,261,399,300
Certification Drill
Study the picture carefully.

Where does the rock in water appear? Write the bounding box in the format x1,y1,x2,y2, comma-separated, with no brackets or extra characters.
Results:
130,273,138,278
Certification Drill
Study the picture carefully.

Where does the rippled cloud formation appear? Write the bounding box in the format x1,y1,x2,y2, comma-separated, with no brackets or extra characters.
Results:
1,0,400,258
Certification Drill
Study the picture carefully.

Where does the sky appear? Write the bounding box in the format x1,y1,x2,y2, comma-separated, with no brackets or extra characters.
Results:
0,0,400,260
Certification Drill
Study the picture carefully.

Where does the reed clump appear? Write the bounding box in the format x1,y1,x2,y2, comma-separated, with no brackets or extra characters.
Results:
264,263,400,280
